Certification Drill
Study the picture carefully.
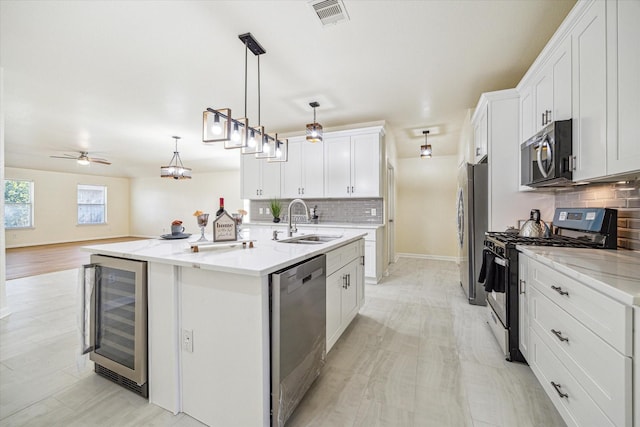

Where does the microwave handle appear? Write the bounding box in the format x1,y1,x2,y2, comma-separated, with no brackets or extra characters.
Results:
536,138,552,178
80,263,98,355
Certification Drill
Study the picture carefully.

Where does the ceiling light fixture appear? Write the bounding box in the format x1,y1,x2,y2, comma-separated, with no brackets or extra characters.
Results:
161,136,192,180
306,102,323,143
77,154,90,166
420,130,432,158
268,136,289,163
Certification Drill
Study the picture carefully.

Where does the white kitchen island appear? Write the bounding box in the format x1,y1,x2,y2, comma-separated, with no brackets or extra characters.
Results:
82,228,366,427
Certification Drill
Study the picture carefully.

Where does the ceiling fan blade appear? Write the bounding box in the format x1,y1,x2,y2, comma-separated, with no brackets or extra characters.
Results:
50,155,78,160
89,159,112,165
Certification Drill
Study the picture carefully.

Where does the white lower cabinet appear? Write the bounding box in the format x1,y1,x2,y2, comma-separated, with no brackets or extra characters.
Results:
518,255,529,359
325,239,364,352
523,254,633,427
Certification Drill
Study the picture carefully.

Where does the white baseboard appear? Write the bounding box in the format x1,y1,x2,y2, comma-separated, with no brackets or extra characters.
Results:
396,253,458,262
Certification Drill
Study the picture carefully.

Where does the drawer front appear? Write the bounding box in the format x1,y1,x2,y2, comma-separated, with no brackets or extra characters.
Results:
530,287,632,426
529,258,631,355
529,329,615,427
326,241,360,276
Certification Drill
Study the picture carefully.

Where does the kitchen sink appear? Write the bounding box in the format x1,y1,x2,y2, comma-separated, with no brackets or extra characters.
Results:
277,234,342,244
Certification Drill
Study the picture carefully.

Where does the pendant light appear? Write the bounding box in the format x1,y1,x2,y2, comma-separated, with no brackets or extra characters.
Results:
420,130,432,158
268,136,289,163
160,136,192,179
306,101,323,143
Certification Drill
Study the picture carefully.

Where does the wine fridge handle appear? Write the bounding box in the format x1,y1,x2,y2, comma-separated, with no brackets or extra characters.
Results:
81,263,97,355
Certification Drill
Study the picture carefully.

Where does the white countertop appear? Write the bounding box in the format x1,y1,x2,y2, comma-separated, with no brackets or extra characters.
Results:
517,246,640,306
83,228,366,277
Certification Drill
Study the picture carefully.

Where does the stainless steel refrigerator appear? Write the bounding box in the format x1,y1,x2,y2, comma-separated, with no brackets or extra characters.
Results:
456,161,488,306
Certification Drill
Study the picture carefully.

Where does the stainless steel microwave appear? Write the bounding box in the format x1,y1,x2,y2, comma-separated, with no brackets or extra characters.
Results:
520,119,572,187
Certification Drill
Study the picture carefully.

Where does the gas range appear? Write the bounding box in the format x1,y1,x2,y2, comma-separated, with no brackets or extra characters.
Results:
481,207,617,363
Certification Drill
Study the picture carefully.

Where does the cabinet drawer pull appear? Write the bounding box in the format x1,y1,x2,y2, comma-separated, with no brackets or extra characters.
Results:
519,279,526,294
551,381,569,399
551,285,569,296
551,329,569,343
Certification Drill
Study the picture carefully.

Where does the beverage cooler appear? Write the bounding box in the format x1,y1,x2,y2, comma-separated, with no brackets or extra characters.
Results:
81,254,148,397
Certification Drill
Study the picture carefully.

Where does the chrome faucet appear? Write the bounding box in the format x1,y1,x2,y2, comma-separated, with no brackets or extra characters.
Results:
287,198,310,237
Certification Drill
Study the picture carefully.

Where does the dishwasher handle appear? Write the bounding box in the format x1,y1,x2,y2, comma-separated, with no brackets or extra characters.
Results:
287,267,324,294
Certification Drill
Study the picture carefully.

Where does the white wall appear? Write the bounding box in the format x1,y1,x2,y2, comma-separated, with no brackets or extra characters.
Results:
130,170,242,237
396,155,459,259
4,167,130,248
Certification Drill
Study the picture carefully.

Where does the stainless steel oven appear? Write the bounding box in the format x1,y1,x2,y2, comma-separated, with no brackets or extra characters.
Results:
81,255,148,397
481,208,617,363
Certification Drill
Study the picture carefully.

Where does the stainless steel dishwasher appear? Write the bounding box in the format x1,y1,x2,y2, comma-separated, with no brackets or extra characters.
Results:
270,254,326,427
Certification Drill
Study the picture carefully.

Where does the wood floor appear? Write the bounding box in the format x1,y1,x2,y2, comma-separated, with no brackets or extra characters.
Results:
0,257,566,427
4,237,146,280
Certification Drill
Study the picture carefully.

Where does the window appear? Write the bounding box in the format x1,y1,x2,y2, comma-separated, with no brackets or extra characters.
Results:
4,179,34,228
78,184,107,224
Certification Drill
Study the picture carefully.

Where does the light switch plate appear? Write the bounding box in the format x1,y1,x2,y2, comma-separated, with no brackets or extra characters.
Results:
259,208,264,214
182,329,193,352
266,208,271,215
371,208,377,216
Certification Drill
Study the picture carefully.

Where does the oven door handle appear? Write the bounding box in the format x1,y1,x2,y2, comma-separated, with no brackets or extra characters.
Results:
494,257,508,268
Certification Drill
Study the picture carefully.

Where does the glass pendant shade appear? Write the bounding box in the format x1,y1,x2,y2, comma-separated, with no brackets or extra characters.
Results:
420,144,432,158
242,125,265,155
255,133,278,159
306,101,323,143
161,136,192,179
268,137,288,162
203,108,232,143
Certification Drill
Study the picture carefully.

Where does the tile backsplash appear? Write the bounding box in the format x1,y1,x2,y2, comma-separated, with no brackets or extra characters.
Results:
250,198,383,224
554,180,640,250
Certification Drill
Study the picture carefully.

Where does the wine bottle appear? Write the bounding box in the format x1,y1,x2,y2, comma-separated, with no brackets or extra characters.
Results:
215,197,225,217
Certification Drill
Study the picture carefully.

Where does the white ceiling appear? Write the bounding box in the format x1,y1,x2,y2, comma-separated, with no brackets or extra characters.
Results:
1,0,575,178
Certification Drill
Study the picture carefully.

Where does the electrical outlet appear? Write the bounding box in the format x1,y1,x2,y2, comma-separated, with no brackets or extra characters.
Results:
182,329,193,352
266,208,271,215
371,208,377,216
259,208,264,214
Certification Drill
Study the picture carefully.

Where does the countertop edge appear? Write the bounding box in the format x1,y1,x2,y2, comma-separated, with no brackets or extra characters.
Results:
82,233,367,277
516,246,639,306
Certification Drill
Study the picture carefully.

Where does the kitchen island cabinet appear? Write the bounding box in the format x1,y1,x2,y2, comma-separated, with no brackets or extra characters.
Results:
517,246,640,427
83,229,366,427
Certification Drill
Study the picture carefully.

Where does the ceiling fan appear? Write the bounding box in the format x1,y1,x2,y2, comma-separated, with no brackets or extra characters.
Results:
50,151,111,166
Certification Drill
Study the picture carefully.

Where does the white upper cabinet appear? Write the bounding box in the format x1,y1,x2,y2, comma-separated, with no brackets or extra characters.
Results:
606,0,640,176
281,137,324,198
325,129,383,198
240,154,281,200
519,0,639,183
572,0,607,181
473,105,488,163
520,36,572,142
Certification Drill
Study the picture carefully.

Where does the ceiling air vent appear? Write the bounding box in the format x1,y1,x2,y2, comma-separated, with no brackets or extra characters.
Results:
309,0,350,26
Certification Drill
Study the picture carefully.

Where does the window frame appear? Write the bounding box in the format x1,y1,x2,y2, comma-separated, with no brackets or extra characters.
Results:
77,184,108,225
4,179,35,229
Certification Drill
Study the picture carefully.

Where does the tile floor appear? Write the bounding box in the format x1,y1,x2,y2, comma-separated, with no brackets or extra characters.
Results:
0,258,565,426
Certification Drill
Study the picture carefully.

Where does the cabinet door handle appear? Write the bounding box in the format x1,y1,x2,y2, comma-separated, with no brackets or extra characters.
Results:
346,186,350,194
519,279,526,294
476,147,481,156
541,113,545,127
551,382,569,399
361,255,365,266
551,329,569,343
342,275,348,289
569,155,576,171
256,189,259,196
301,187,304,195
551,285,569,296
351,186,354,194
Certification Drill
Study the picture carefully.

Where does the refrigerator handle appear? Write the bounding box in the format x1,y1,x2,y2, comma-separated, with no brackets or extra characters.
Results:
81,263,98,355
